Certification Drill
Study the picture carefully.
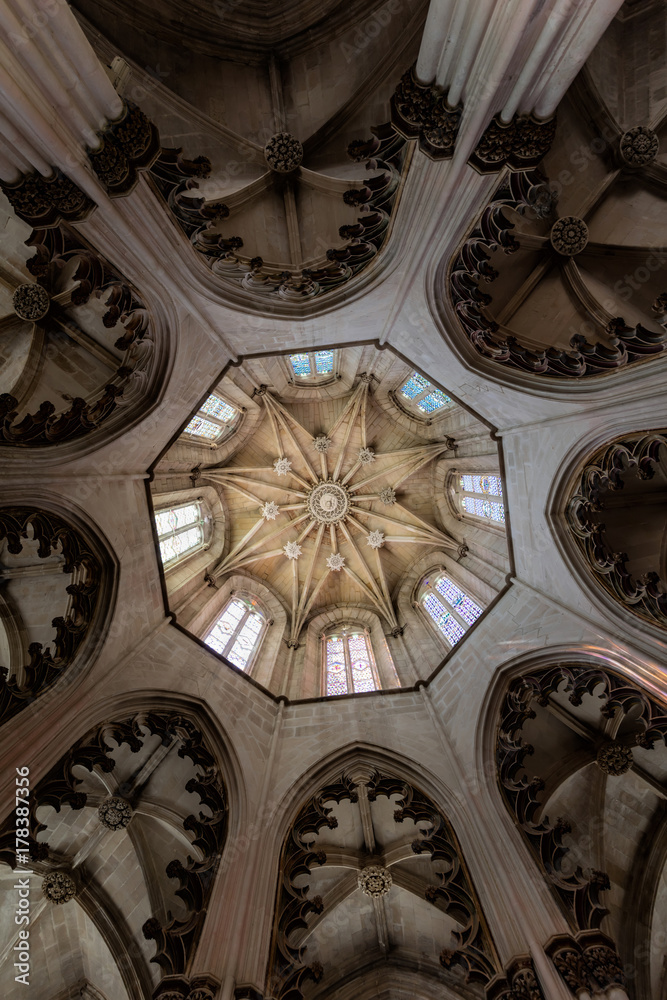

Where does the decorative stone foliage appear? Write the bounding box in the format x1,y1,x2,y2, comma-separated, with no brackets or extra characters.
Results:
261,501,280,521
98,796,133,830
469,112,557,174
595,742,633,776
283,541,302,560
357,865,392,897
326,553,345,572
358,447,375,465
312,435,331,453
42,870,77,903
565,431,667,627
0,168,95,227
88,100,160,196
550,216,589,256
307,482,350,524
379,487,397,505
366,530,385,549
0,507,103,729
12,283,50,321
264,133,303,173
273,458,292,476
619,126,659,166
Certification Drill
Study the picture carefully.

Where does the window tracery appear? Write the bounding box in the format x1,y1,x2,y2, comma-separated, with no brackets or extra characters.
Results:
324,626,379,696
183,392,239,441
399,371,452,415
419,572,483,648
155,501,208,566
457,473,505,524
205,595,266,671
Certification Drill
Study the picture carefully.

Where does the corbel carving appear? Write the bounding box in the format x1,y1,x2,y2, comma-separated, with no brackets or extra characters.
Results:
0,169,95,228
486,956,545,1000
469,113,557,174
88,100,161,196
547,931,626,996
391,65,462,160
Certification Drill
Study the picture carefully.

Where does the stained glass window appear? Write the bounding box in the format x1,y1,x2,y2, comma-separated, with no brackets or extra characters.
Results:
326,637,348,696
400,372,430,399
399,372,452,413
290,351,336,378
324,630,379,696
435,577,482,626
314,350,334,374
423,593,466,645
458,473,505,523
420,572,484,648
155,502,205,566
204,597,265,672
184,392,238,441
200,394,237,422
290,353,311,376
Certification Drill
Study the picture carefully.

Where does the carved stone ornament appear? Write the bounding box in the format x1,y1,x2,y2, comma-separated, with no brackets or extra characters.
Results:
262,501,280,521
357,864,393,897
42,870,77,904
550,216,589,256
391,66,462,160
366,529,385,549
89,100,160,196
358,447,376,465
469,111,557,173
0,168,95,228
307,482,350,524
326,552,345,572
566,431,667,627
273,458,292,476
283,540,302,560
619,126,659,166
379,487,397,505
313,435,332,453
264,133,303,173
449,169,667,379
98,796,133,830
596,741,633,776
12,283,50,321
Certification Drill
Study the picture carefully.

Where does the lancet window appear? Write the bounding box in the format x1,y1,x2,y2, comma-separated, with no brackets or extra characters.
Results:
289,350,335,378
399,371,452,414
204,595,267,671
324,627,379,696
458,473,505,523
420,573,483,648
184,392,239,441
155,501,208,566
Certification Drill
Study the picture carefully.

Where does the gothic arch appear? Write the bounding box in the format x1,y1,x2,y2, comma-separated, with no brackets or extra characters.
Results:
264,745,503,1000
0,696,238,1000
477,647,667,999
0,236,176,465
0,492,119,732
549,426,667,641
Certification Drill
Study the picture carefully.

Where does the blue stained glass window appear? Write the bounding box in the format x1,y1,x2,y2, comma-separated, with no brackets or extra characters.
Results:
435,577,483,626
460,474,503,497
184,415,220,439
423,593,466,645
200,394,237,422
462,497,505,523
400,372,430,399
417,389,452,413
314,350,334,374
290,354,311,376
